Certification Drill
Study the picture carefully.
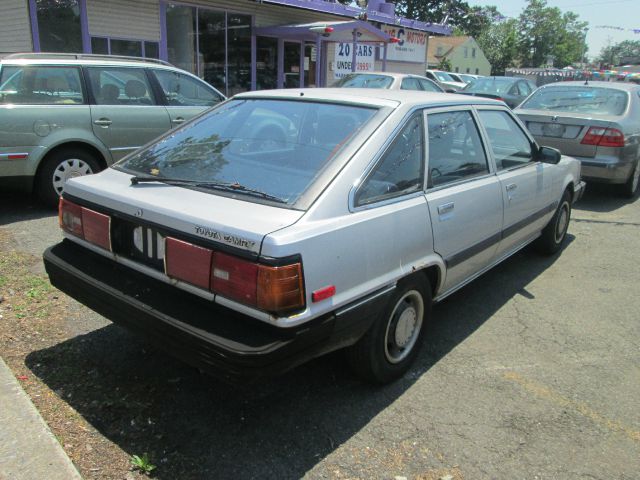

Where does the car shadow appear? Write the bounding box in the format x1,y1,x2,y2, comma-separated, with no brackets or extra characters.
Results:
25,237,573,479
574,183,637,213
0,192,55,226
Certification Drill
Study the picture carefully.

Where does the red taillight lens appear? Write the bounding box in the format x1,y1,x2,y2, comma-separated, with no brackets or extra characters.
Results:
211,252,258,305
59,198,111,250
59,198,83,237
581,127,625,147
165,237,213,290
257,263,305,313
81,207,111,251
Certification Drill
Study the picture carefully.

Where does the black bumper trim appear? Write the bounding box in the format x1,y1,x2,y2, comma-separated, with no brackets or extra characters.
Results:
43,241,386,381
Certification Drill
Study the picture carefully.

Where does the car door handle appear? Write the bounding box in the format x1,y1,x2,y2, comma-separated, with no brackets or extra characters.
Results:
172,117,185,124
438,202,455,215
93,118,112,127
506,183,517,192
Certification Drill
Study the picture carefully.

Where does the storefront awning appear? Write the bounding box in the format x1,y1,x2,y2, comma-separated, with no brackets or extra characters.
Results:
255,20,392,43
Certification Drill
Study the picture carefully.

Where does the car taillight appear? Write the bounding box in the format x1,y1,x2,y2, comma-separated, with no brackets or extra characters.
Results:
165,237,213,290
581,127,625,147
163,237,305,314
257,263,305,312
59,198,112,251
212,252,258,305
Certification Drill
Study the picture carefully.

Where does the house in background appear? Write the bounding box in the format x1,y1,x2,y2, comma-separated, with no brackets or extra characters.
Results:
427,36,491,76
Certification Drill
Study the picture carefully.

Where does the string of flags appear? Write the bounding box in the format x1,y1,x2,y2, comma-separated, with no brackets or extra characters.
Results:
595,26,640,34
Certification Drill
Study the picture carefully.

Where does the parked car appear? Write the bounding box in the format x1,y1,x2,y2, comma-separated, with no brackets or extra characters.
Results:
459,76,537,108
0,53,225,206
515,81,640,197
424,69,467,91
457,73,481,84
332,72,444,93
44,89,584,384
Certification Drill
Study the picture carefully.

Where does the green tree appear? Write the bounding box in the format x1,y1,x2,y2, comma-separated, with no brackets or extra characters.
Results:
477,18,519,75
437,57,453,71
456,5,503,40
517,0,587,68
598,40,640,66
395,0,471,29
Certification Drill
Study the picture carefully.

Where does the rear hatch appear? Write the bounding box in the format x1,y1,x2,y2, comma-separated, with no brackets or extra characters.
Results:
515,109,620,158
64,168,304,263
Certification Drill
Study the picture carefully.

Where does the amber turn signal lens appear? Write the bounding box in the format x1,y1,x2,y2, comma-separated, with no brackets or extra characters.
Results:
257,263,304,313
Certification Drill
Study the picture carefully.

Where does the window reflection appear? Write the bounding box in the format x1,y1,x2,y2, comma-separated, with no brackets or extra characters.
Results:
34,0,82,53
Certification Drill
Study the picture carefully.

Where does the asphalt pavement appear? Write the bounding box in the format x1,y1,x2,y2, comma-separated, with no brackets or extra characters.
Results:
0,185,639,479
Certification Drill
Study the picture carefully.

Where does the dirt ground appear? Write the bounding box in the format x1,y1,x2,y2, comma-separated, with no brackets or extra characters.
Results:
1,186,639,480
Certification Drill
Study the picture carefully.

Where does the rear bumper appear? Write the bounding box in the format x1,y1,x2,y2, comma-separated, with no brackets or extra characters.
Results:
43,241,388,381
576,156,634,184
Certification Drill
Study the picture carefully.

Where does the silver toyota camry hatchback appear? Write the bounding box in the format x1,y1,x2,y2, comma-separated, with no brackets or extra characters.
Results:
44,89,584,383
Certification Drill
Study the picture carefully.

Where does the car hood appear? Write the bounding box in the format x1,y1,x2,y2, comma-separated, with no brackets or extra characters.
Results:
63,168,304,255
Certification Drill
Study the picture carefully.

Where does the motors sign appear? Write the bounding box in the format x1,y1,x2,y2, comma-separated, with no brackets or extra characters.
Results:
333,43,375,79
381,26,427,63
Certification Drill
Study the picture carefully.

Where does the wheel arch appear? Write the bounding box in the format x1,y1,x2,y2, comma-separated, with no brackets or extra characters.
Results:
33,141,110,189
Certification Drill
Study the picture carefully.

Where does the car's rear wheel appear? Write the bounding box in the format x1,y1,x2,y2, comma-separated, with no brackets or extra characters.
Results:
621,160,640,198
346,276,431,383
37,148,101,207
535,190,571,255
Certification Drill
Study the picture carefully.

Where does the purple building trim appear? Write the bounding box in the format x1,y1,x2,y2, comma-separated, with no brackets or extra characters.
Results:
351,30,357,73
299,41,305,87
159,1,168,61
382,43,387,71
315,35,322,87
258,0,452,35
27,0,40,51
277,39,284,89
79,0,90,53
250,17,257,91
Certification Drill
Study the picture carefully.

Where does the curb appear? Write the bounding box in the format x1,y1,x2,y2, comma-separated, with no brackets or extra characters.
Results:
0,356,83,480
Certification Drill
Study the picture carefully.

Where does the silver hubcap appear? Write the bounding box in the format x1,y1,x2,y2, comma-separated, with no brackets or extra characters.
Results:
555,203,569,243
384,290,424,364
52,158,93,195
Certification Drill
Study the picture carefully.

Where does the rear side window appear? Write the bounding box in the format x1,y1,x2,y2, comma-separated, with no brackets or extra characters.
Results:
400,78,421,91
478,110,533,169
153,69,223,107
520,86,628,116
356,114,425,206
427,110,489,188
0,66,84,105
332,74,393,89
86,67,155,105
418,79,441,92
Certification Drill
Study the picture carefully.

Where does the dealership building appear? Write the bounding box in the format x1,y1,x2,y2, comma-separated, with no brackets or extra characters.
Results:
0,0,450,96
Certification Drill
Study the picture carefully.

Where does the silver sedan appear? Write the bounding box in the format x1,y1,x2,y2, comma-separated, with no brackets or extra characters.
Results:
515,81,640,197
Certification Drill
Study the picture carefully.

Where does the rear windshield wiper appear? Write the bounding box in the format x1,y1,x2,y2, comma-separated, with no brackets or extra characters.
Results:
130,175,287,203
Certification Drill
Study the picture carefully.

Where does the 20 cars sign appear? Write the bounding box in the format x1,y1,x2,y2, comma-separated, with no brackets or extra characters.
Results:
333,43,375,79
381,26,427,63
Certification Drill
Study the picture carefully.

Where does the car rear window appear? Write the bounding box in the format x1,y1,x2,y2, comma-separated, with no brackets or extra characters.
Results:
462,77,514,94
117,99,377,206
332,74,393,89
520,86,629,116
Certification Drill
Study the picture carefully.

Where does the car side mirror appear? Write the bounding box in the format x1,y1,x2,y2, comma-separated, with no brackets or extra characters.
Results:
537,146,561,164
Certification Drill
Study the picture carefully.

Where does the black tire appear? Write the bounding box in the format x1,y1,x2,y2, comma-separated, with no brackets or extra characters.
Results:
620,160,640,198
535,190,571,255
346,276,432,383
36,148,101,207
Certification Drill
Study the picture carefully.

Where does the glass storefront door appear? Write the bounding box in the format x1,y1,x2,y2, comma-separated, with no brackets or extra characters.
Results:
283,42,301,88
256,37,278,90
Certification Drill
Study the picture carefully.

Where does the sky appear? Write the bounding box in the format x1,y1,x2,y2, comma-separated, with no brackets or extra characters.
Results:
465,0,640,61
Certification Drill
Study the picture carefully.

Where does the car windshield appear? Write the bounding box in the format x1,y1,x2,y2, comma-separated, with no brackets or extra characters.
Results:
332,74,394,89
116,99,378,206
434,71,455,82
463,77,515,94
520,86,629,115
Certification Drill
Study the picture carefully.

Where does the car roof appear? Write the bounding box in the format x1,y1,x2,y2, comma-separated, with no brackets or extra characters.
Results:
0,53,175,70
235,88,505,108
537,80,640,92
